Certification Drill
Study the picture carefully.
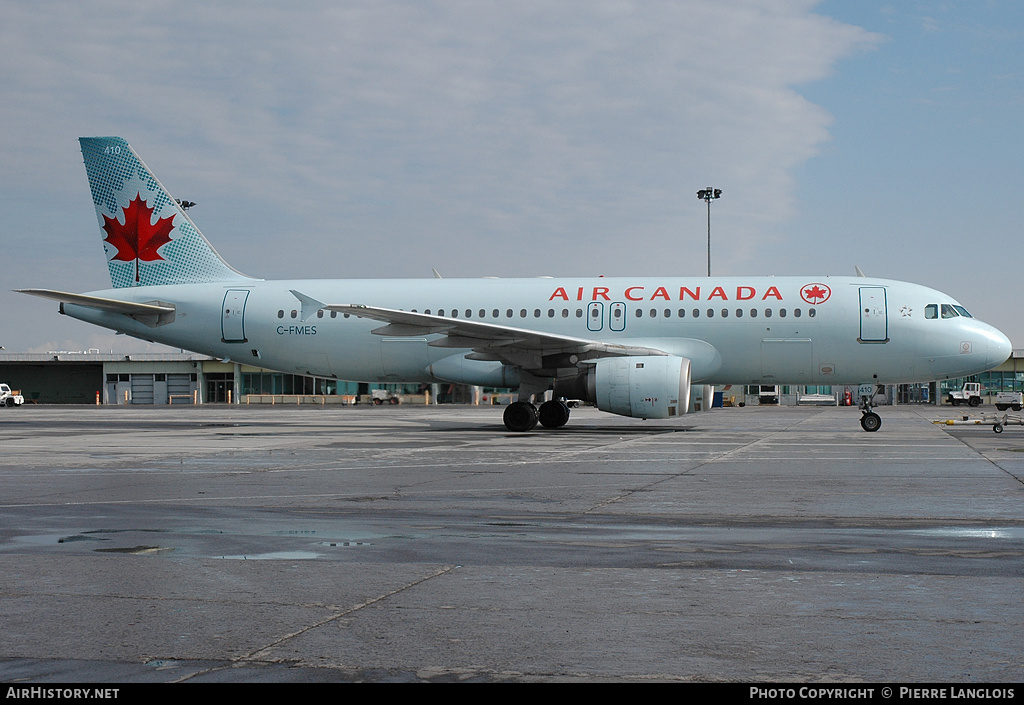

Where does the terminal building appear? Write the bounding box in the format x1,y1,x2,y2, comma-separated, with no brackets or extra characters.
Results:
0,352,468,406
1,350,1021,407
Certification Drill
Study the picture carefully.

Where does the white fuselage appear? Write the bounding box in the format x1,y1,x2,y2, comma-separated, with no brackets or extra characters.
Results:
62,275,1011,388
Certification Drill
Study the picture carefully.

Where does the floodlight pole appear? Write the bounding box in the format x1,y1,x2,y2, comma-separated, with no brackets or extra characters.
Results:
697,187,721,277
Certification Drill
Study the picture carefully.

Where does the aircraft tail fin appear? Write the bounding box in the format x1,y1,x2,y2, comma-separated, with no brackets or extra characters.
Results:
79,137,254,288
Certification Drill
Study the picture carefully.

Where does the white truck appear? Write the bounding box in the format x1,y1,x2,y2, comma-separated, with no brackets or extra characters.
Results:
0,383,25,407
994,392,1023,411
947,382,983,407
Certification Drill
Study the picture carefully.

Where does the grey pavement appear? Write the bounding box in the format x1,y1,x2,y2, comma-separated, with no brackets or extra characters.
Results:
0,403,1021,682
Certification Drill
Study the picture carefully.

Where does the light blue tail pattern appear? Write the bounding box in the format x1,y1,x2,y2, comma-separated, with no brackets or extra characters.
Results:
80,137,252,288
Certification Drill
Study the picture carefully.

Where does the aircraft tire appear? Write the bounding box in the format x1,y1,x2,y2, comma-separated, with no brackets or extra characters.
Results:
538,400,571,428
860,412,882,432
503,401,538,432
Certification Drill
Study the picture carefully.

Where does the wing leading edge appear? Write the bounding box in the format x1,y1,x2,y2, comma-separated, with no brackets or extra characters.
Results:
326,302,670,373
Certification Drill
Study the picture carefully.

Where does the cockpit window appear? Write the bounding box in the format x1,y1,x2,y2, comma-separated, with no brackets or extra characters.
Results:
941,304,959,319
952,305,973,318
925,304,938,319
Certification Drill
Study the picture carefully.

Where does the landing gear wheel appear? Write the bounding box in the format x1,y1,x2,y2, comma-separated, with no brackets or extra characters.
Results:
538,400,571,428
860,412,882,432
503,401,538,432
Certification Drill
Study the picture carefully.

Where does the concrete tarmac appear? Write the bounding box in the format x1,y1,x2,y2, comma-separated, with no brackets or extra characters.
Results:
0,403,1022,682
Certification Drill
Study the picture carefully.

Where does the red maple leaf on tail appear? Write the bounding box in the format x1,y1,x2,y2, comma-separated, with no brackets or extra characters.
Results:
102,193,175,282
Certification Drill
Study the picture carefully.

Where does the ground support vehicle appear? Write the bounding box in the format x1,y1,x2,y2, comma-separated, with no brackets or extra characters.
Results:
0,384,24,407
994,392,1023,411
947,382,982,407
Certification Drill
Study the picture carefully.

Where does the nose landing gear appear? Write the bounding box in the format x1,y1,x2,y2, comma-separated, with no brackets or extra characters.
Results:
859,384,884,432
860,409,882,432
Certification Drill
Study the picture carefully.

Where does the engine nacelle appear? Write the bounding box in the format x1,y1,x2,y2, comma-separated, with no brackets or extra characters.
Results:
555,355,691,419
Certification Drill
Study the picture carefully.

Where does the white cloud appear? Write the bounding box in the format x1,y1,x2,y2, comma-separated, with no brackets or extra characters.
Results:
0,0,879,349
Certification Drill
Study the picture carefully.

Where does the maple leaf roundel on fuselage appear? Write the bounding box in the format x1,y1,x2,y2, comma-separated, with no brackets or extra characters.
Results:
102,193,175,263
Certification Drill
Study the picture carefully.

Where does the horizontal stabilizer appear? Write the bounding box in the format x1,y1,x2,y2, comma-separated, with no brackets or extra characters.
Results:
16,289,175,315
17,289,176,328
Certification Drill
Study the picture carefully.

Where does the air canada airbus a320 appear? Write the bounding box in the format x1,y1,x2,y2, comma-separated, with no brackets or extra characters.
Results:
19,137,1012,432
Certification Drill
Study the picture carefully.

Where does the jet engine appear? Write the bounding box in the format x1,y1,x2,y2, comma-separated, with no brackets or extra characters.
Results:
554,355,691,420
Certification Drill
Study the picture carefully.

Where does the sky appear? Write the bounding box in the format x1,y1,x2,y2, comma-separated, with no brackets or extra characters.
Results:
1,0,1022,353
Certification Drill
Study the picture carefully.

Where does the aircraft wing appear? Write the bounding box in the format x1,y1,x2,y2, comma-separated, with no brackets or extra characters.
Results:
327,303,669,371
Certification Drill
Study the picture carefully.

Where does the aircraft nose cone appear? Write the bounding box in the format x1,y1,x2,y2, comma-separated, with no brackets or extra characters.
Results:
990,326,1013,367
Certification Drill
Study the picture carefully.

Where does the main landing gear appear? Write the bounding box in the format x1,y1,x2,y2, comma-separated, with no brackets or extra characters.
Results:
503,399,571,432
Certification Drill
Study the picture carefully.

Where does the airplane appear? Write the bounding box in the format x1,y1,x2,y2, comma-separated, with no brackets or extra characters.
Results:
18,137,1013,432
